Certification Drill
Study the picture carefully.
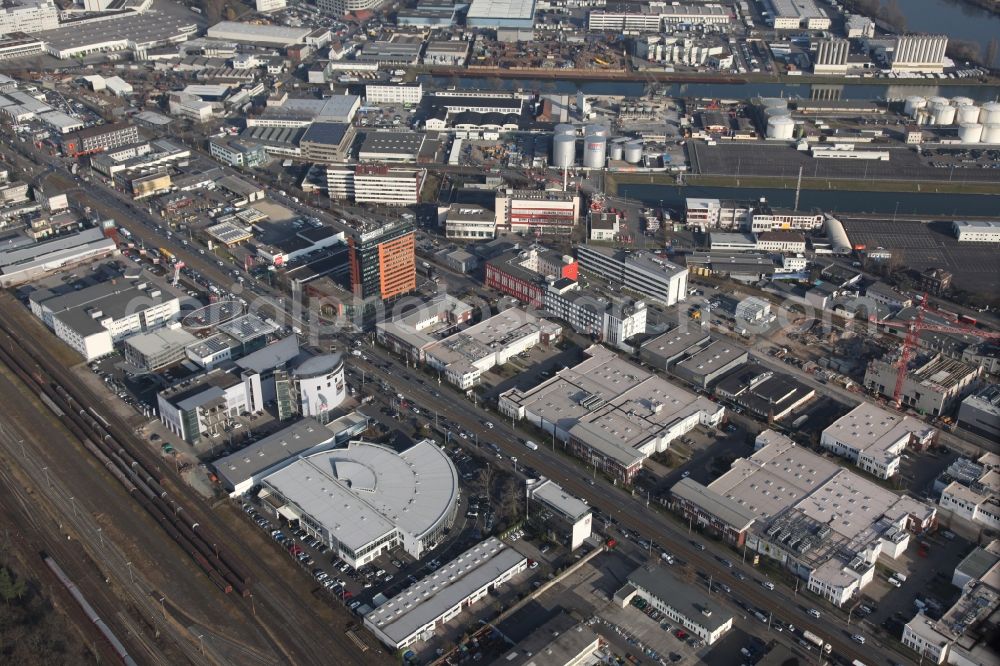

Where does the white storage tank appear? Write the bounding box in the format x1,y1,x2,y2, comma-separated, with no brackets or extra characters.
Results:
554,123,577,137
609,137,627,161
930,102,956,125
955,104,981,124
624,139,644,163
582,135,607,168
980,102,1000,125
904,96,926,117
927,96,949,108
950,96,974,107
584,123,609,138
766,115,795,140
958,122,983,143
552,134,577,168
982,123,1000,144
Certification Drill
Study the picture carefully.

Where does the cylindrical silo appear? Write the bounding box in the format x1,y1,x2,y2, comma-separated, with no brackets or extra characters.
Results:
766,115,795,140
824,215,851,255
980,102,1000,125
982,124,1000,144
955,104,980,124
554,123,576,137
927,96,949,108
930,102,956,125
552,134,577,168
624,139,644,163
609,138,625,161
765,106,791,118
950,96,974,107
958,122,983,143
904,95,926,117
582,135,607,168
915,109,931,125
761,97,787,110
584,123,609,138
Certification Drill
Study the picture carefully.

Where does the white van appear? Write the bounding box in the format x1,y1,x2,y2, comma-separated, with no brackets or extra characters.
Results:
524,440,538,450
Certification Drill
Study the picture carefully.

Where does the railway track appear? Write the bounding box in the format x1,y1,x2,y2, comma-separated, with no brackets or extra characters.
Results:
0,322,253,600
0,297,384,666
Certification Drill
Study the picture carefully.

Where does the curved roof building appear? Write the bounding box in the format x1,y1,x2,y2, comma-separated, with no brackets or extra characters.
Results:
262,440,459,567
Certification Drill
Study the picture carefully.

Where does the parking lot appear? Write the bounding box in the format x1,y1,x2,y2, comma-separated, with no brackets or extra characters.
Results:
842,218,1000,295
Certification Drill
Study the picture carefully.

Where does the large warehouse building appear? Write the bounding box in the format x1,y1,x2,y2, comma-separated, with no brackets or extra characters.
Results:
500,345,723,483
364,537,527,649
261,439,459,568
820,402,937,479
671,430,936,606
466,0,536,28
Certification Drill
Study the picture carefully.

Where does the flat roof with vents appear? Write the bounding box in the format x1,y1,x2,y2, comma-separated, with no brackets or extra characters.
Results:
262,439,459,556
214,417,335,493
364,537,526,649
821,402,935,462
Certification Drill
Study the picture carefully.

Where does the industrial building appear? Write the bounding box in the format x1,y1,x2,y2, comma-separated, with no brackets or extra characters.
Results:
398,0,460,28
423,39,469,66
424,307,562,389
714,364,815,421
622,567,733,645
123,325,197,372
358,131,426,163
498,616,601,666
576,245,688,306
0,0,58,33
820,402,937,479
466,0,536,28
214,417,338,496
375,294,474,363
299,122,355,163
485,244,579,308
588,4,732,32
206,21,310,46
902,543,1000,664
526,478,592,551
317,0,386,16
892,35,948,72
444,204,496,240
365,83,423,106
764,0,830,30
735,296,772,323
864,353,982,416
671,340,749,389
756,231,806,254
35,10,197,59
543,280,647,349
672,430,936,606
640,327,711,371
250,95,360,128
209,137,267,169
0,227,117,287
30,272,180,361
937,454,999,530
710,232,757,253
953,220,1000,243
813,38,849,75
326,165,425,205
61,121,140,157
157,367,258,443
957,385,1000,441
364,537,526,650
494,188,580,236
263,439,458,569
500,345,724,483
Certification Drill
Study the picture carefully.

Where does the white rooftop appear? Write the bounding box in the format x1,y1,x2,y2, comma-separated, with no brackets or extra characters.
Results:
263,440,458,553
467,0,536,20
822,402,935,465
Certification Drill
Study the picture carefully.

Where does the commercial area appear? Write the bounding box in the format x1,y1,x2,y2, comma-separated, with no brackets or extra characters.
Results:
672,429,936,606
261,439,459,568
500,345,723,482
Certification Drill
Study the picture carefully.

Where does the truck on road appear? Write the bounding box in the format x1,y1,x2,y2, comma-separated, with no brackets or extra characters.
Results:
802,630,832,654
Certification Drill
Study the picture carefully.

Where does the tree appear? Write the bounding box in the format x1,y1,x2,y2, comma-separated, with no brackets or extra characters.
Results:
947,40,982,65
0,567,27,602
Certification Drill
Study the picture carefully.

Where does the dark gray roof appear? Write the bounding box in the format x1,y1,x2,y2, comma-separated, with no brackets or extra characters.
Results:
300,121,350,146
628,565,733,633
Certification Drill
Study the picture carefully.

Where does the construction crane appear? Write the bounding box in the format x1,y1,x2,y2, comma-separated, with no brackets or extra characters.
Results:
879,294,1000,408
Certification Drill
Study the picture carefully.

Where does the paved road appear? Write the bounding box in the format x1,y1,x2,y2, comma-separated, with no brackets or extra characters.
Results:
345,339,911,666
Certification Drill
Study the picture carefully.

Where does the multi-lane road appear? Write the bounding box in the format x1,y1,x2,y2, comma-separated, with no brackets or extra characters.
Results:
4,125,915,665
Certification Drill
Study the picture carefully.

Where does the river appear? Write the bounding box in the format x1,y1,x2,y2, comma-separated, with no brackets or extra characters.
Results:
615,183,1000,217
419,76,1000,102
893,0,1000,62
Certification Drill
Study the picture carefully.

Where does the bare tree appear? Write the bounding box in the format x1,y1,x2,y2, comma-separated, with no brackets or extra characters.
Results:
986,38,999,69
